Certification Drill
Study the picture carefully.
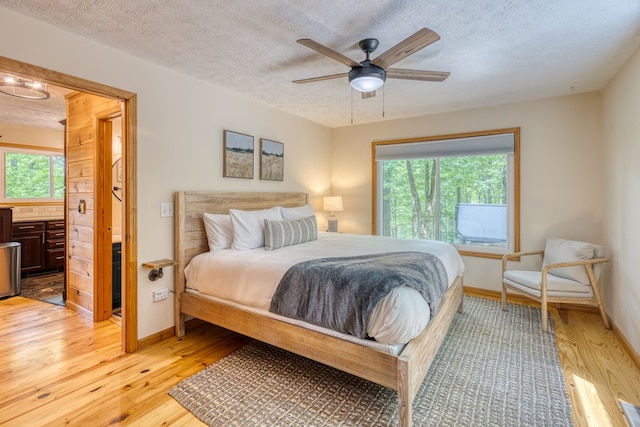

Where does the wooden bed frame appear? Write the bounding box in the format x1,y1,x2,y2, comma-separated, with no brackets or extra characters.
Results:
174,191,464,426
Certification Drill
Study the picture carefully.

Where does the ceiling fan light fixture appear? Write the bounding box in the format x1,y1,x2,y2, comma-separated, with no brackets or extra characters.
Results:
0,75,50,100
349,65,386,92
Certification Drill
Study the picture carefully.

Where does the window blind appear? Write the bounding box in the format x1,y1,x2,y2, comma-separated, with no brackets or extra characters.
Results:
375,133,514,161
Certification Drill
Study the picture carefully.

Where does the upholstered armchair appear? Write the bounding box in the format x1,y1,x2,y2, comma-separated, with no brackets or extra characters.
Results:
501,237,610,331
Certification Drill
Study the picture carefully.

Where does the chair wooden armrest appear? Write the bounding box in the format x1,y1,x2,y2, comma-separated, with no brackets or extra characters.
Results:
502,250,544,273
542,257,609,273
502,249,544,260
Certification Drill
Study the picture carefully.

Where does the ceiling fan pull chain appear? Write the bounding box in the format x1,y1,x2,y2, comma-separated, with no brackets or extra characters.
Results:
382,85,385,118
351,88,354,125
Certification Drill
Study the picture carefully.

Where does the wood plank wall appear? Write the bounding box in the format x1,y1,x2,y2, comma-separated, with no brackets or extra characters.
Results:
65,92,120,321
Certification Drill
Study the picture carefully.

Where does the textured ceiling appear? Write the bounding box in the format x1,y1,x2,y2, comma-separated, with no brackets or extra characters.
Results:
1,1,640,129
0,81,70,130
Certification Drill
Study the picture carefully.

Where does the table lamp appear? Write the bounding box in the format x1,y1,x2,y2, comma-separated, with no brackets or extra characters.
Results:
323,196,343,232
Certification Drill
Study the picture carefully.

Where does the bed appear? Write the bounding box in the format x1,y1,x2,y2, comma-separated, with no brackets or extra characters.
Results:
174,191,464,426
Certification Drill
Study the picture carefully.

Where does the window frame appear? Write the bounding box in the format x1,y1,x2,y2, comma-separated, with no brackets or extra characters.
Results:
0,143,65,204
372,128,520,259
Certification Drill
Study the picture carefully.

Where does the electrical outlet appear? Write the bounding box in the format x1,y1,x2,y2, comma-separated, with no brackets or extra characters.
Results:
152,288,169,302
160,202,174,217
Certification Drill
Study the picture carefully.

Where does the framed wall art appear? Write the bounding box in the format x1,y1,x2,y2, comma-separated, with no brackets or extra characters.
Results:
223,130,254,179
260,138,284,181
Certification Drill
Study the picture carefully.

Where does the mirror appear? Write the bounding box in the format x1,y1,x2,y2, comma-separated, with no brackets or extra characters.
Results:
112,158,123,201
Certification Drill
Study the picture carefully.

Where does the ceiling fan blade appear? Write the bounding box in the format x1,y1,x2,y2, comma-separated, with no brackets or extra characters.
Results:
361,91,376,99
386,68,450,82
297,39,360,68
292,73,348,84
371,28,440,69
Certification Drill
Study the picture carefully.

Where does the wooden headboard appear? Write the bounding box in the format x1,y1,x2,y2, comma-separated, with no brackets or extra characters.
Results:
173,191,308,293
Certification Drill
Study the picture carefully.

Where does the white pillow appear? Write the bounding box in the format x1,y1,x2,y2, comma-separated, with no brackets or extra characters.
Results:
230,207,284,250
280,203,314,221
543,237,595,285
202,213,233,251
264,216,318,251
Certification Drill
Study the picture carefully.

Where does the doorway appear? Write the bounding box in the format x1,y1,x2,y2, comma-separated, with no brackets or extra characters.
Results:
91,112,125,322
109,117,124,319
0,55,138,352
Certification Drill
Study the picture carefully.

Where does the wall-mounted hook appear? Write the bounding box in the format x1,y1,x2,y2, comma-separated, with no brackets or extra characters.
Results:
78,199,86,214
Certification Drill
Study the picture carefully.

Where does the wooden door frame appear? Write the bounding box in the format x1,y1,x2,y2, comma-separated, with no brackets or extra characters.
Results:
0,55,138,352
96,114,114,321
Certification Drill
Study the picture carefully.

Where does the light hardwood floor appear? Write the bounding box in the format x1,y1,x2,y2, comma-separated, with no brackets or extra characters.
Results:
1,295,638,426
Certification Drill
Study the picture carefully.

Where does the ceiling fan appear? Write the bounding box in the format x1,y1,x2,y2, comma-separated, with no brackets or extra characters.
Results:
293,28,449,99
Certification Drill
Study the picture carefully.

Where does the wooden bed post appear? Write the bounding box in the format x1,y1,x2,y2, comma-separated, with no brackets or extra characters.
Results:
458,277,464,313
174,191,187,337
397,356,413,427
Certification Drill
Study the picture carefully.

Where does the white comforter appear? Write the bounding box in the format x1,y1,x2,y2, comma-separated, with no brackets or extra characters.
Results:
185,232,465,345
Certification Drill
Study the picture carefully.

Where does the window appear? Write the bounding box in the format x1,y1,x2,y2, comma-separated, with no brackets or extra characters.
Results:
373,129,519,258
0,145,65,202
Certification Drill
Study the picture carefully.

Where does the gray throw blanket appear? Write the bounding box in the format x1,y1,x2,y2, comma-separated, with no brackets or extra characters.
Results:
269,251,448,339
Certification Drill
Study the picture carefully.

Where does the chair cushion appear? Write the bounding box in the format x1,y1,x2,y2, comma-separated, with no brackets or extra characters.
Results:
543,238,595,285
503,270,593,298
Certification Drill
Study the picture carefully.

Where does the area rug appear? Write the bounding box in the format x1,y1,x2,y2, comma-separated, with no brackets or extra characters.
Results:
20,272,64,306
169,296,573,426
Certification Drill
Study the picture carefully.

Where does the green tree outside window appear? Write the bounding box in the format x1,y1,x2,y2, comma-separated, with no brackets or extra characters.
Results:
4,151,65,200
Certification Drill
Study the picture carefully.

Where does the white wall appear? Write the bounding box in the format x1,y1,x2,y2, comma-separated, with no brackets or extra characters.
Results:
0,7,332,339
331,93,605,291
602,46,640,355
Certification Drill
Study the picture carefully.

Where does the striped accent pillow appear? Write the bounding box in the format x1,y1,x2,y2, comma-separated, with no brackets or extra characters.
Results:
264,216,318,251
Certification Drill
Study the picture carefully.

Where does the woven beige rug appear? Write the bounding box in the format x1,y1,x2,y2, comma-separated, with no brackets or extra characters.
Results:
170,296,573,426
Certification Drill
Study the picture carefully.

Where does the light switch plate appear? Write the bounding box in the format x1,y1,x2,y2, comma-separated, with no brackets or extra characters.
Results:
160,202,174,217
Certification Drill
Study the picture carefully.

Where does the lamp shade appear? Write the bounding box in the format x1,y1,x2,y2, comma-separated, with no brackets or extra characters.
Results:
323,196,343,212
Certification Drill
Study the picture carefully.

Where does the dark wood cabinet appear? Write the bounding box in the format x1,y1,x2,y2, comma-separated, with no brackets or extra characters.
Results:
46,220,66,269
11,221,46,274
0,208,12,243
12,219,65,275
112,242,122,309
